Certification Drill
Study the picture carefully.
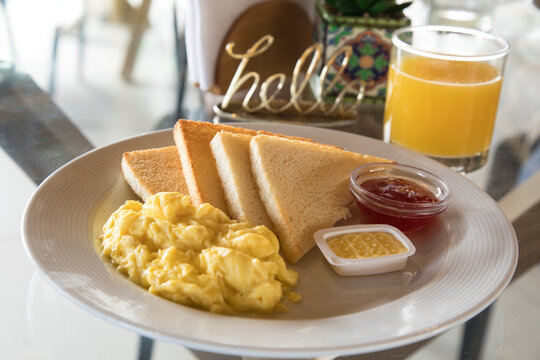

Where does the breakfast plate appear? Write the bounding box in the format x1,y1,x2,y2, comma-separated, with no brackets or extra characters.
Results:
22,122,518,358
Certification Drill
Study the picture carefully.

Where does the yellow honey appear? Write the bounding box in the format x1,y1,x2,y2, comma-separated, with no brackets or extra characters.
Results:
327,232,407,259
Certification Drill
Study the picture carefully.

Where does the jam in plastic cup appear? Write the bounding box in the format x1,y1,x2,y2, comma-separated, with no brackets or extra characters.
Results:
350,163,451,233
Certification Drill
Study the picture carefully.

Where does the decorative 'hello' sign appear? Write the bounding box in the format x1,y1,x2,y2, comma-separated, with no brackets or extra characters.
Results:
220,35,365,119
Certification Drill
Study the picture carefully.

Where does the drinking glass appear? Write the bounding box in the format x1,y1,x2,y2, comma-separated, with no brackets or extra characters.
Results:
383,25,510,173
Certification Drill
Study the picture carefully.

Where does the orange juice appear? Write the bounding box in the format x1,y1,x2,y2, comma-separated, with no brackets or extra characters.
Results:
383,56,503,157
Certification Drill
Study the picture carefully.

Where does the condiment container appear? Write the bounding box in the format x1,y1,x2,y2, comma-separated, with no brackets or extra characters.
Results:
314,224,416,276
350,163,451,233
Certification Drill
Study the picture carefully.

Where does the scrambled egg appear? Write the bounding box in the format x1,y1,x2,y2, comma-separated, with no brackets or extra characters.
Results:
98,192,299,314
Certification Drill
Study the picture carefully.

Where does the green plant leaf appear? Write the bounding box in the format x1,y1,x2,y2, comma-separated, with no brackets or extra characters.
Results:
325,0,412,17
328,0,362,15
353,0,376,12
387,2,413,14
369,1,392,15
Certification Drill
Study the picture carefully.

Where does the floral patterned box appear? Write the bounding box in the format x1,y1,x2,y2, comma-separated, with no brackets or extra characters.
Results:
315,0,410,103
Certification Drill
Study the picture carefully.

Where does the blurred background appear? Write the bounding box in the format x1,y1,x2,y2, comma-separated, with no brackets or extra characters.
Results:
0,0,203,147
1,0,538,148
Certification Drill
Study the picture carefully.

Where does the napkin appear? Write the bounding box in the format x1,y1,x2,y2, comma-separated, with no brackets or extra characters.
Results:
186,0,315,92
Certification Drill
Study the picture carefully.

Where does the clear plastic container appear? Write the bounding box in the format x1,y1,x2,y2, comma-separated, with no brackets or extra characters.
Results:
314,224,416,276
350,163,451,233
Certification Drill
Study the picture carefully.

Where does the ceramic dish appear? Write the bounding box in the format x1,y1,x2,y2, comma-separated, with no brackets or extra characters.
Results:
22,122,518,358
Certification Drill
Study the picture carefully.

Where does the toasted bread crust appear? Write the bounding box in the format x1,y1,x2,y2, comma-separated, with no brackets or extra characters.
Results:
121,146,188,201
173,119,323,215
173,120,260,213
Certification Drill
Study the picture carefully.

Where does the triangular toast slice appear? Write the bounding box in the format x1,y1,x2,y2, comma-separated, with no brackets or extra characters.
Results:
173,120,260,213
249,134,392,264
210,131,274,230
173,119,321,215
121,146,188,201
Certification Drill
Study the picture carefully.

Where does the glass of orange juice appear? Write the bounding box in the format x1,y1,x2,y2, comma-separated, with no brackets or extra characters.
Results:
383,26,510,173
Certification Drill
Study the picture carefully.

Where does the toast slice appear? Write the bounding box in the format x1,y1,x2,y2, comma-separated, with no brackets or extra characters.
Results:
173,119,323,215
121,146,188,201
210,131,274,230
249,134,392,264
173,120,260,213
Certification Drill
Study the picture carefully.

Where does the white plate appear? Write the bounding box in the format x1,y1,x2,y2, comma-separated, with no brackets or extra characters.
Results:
22,123,518,358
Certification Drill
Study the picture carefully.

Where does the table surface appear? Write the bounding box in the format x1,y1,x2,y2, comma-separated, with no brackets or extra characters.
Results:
1,1,540,359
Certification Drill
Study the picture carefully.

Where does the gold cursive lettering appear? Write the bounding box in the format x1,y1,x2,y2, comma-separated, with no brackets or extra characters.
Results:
220,35,365,119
